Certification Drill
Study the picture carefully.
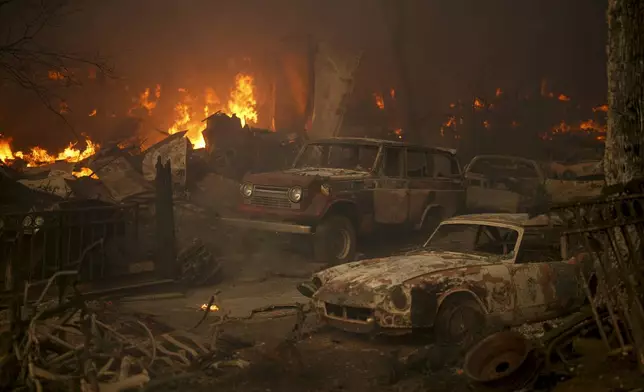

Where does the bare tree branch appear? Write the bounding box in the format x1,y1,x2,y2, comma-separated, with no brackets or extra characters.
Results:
0,0,114,141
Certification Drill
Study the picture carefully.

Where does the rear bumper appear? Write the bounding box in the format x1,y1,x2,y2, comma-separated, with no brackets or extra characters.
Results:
219,217,313,234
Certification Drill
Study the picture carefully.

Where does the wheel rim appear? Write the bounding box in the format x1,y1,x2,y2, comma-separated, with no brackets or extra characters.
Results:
330,228,351,260
446,306,482,344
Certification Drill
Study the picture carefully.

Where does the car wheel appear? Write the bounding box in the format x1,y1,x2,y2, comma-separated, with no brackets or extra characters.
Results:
313,215,356,265
435,297,485,348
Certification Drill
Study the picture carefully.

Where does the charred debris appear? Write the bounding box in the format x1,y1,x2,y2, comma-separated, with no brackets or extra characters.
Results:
0,111,305,311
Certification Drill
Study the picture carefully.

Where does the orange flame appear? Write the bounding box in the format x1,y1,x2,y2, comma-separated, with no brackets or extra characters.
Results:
130,85,161,116
0,138,14,162
374,93,385,110
1,138,99,167
227,73,258,127
495,88,503,97
72,167,99,179
89,109,97,117
390,88,396,99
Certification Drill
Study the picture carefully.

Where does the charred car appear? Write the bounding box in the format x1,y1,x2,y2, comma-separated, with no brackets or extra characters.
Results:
222,137,465,264
296,213,595,344
464,155,604,212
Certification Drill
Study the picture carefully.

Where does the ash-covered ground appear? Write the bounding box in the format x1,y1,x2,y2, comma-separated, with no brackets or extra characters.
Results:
111,174,640,392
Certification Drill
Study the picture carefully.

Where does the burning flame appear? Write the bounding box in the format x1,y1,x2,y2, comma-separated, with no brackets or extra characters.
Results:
495,88,503,97
166,74,258,148
89,109,97,117
201,303,219,312
0,138,99,167
374,93,385,110
72,167,98,179
130,85,161,116
227,73,258,127
390,88,396,99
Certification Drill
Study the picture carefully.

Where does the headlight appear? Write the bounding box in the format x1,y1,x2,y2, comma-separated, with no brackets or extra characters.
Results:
240,182,254,198
320,183,331,196
390,286,409,310
288,186,303,203
35,216,45,227
22,216,33,227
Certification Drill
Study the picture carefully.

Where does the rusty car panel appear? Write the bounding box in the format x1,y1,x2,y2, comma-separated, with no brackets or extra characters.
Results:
302,213,593,337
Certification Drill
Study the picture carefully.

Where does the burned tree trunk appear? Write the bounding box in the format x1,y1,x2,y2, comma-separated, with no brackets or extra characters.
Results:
602,0,644,372
604,0,644,184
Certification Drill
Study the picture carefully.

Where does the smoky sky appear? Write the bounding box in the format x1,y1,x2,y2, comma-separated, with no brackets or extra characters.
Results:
1,0,607,148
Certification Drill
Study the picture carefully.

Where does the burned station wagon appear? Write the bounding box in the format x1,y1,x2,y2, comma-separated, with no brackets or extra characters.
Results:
222,137,464,264
297,213,595,344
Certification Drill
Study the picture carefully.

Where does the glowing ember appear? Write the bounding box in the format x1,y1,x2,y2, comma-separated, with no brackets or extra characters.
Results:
227,73,258,127
495,88,503,97
393,128,403,139
473,98,485,109
483,120,490,129
374,93,385,109
201,303,219,312
593,104,608,112
48,70,66,80
390,88,396,99
558,94,571,102
72,167,98,179
89,109,97,117
444,116,456,127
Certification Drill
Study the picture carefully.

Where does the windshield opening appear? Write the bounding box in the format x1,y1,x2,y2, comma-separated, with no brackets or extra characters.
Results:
425,223,519,257
293,143,379,171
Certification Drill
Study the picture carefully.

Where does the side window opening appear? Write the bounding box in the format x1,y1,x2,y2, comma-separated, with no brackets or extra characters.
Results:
381,148,403,177
407,150,431,178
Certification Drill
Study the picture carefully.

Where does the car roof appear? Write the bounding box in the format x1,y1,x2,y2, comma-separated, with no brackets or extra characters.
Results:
470,155,538,164
443,213,562,228
307,137,457,155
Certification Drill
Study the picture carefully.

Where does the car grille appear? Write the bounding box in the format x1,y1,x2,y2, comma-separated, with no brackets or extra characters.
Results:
248,185,300,210
325,303,373,322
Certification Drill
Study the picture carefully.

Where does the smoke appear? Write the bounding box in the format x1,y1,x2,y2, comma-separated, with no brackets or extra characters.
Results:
0,0,607,148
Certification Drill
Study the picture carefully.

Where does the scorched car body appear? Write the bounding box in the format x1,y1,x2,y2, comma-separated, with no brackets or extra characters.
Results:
297,213,595,344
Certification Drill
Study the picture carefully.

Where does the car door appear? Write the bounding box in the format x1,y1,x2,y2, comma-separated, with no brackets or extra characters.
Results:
429,151,466,218
406,149,433,225
464,156,522,213
508,229,583,323
373,147,409,224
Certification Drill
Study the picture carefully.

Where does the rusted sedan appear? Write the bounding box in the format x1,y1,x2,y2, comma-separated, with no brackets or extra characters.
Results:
297,213,595,344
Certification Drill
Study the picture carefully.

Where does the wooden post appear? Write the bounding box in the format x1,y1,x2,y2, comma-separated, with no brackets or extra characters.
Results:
155,156,177,279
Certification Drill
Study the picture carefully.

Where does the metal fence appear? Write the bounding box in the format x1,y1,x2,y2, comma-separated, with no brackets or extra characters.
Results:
0,203,140,289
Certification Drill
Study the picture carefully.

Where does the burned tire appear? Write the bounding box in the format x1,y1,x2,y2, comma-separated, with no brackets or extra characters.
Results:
435,296,486,348
313,215,356,265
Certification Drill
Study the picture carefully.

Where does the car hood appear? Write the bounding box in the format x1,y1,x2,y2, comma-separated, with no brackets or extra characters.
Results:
313,250,492,307
244,168,371,187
